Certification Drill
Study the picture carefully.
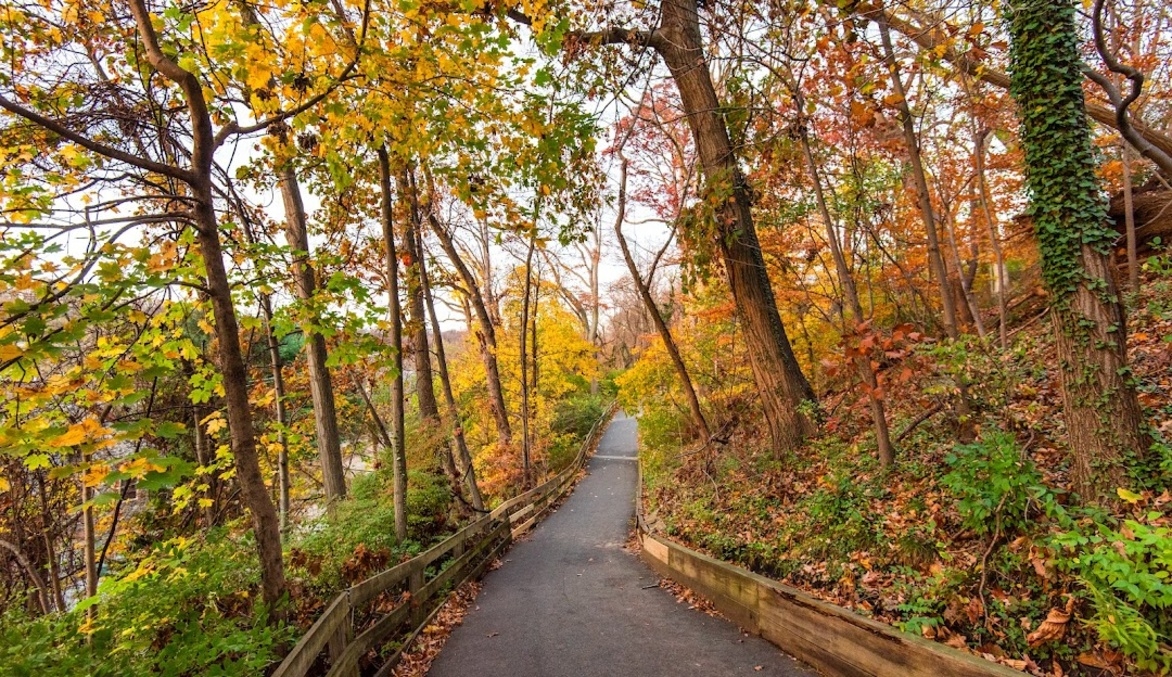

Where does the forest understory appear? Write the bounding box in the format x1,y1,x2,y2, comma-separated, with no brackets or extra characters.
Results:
639,261,1172,677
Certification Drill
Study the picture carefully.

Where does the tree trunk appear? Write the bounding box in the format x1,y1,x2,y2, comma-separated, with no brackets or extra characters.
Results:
1006,0,1147,502
418,226,485,511
797,120,895,467
650,0,817,454
941,200,987,338
278,167,347,502
974,128,1009,349
82,469,97,603
588,225,601,395
875,14,961,340
377,148,409,541
258,296,292,533
194,194,287,609
427,210,513,446
614,160,711,440
1122,145,1139,295
35,475,66,611
519,235,536,487
400,168,441,422
0,539,52,615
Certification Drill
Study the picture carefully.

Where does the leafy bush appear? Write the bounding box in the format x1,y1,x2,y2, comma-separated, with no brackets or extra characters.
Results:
789,468,885,562
1054,516,1172,672
941,431,1056,536
550,393,606,441
290,470,453,593
547,393,608,471
0,531,292,677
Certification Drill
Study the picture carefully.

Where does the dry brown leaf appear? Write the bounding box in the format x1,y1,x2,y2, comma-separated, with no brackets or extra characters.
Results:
1076,652,1110,668
1027,600,1073,647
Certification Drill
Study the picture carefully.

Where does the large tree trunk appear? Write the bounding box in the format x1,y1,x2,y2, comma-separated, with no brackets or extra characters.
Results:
614,160,711,440
278,167,347,502
427,210,513,446
377,148,409,540
1007,0,1147,502
650,0,817,454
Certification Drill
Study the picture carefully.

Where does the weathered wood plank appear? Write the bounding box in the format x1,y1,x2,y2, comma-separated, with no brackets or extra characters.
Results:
271,594,351,677
348,557,423,608
324,603,411,677
639,533,1023,677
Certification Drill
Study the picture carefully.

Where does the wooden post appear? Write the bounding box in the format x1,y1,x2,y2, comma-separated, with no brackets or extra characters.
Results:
326,594,357,677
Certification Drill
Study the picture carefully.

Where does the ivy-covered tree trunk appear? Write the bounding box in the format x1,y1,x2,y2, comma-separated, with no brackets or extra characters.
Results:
1006,0,1146,501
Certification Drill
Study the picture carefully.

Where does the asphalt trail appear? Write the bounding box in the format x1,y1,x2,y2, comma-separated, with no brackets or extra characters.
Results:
428,412,816,677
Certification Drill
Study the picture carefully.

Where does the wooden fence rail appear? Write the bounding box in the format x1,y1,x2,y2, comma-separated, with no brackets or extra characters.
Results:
273,404,617,677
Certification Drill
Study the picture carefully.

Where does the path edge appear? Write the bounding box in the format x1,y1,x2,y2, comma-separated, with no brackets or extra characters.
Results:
634,451,1024,677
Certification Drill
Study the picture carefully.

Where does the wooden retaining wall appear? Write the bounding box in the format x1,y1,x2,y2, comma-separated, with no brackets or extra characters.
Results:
636,468,1023,676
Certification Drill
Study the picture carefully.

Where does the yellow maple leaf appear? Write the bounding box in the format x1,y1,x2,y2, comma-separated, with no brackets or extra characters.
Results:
51,422,90,447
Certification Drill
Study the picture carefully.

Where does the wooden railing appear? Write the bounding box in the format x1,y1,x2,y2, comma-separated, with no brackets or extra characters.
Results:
273,405,616,677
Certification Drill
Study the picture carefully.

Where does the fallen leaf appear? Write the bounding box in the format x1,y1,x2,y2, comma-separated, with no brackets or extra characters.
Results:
1076,652,1109,668
1027,599,1073,647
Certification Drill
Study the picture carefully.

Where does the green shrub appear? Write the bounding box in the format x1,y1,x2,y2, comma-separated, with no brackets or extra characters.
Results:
550,393,606,441
0,531,292,677
941,431,1056,536
1054,517,1172,672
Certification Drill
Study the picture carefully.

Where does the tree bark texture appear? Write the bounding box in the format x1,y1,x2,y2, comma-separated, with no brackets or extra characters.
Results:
378,148,409,541
279,167,347,502
650,0,817,454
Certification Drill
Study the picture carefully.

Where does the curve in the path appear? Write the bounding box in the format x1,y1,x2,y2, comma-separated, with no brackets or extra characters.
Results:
428,412,816,677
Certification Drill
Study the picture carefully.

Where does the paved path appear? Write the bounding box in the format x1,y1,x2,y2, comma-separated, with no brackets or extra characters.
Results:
429,413,816,677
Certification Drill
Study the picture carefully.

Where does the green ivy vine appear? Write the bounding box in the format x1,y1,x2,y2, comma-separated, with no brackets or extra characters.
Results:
1005,0,1116,300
